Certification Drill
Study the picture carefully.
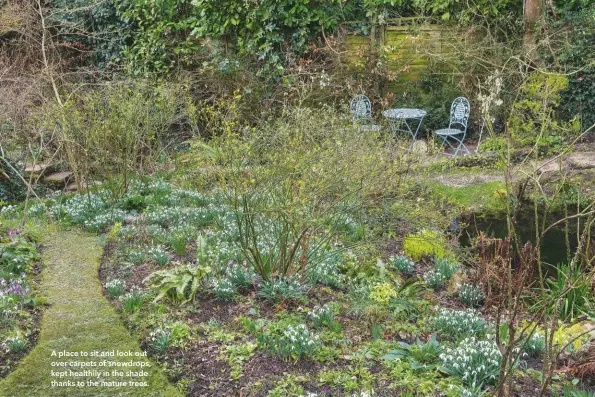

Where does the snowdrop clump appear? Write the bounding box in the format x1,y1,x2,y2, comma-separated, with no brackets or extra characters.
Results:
149,245,169,266
258,323,320,360
390,254,415,274
83,209,126,232
309,303,335,329
211,278,237,301
146,206,182,226
2,332,27,353
307,252,345,288
105,279,126,297
458,283,486,307
149,326,171,353
440,335,502,387
59,191,109,224
433,308,487,337
524,330,545,357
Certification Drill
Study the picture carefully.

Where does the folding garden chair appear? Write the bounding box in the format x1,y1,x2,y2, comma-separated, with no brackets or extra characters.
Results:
435,97,471,156
349,94,381,132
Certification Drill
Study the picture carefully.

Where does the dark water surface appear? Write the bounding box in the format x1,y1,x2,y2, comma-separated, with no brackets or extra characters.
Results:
460,210,590,268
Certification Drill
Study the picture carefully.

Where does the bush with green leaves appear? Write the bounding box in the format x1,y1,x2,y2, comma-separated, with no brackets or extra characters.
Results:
440,336,502,388
0,237,39,276
545,263,592,321
168,234,188,256
105,279,126,298
432,308,487,339
458,283,485,307
403,231,446,261
145,264,212,304
390,255,415,275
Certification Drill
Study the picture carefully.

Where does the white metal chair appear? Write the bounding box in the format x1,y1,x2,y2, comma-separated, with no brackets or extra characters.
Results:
350,94,381,132
435,97,471,156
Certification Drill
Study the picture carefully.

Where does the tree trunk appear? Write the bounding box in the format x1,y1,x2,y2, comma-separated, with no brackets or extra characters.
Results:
523,0,543,62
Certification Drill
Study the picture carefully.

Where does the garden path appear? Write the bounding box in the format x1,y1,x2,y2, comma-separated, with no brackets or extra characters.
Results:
0,231,181,397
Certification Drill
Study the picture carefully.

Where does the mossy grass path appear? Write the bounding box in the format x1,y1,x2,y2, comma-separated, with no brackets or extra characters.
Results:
0,230,181,397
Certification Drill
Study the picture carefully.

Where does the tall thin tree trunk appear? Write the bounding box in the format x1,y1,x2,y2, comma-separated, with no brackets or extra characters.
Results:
523,0,543,63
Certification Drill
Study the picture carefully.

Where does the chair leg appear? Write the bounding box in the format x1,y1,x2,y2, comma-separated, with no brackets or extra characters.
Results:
452,134,469,156
438,134,468,156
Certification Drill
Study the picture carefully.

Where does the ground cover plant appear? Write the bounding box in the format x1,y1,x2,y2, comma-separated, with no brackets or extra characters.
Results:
0,0,594,395
0,225,42,378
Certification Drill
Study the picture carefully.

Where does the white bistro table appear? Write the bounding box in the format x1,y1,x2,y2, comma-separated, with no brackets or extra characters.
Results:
382,108,427,141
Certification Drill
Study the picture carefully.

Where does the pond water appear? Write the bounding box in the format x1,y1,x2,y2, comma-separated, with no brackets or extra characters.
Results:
460,210,588,269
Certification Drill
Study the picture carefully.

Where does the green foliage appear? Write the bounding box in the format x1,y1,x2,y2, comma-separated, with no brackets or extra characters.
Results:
3,333,27,353
523,330,545,358
37,82,180,195
545,264,593,321
211,278,237,301
145,264,212,304
382,335,442,371
432,308,487,339
149,327,170,354
128,249,147,265
51,0,125,68
149,246,170,266
559,387,595,397
117,0,352,76
218,342,257,380
509,74,577,153
224,264,253,290
309,303,337,329
252,319,320,360
390,254,415,274
105,279,126,298
403,231,446,261
423,257,459,289
440,336,503,388
555,7,595,130
168,234,188,256
369,282,398,304
458,283,485,307
233,193,307,281
256,277,306,302
121,288,144,312
0,237,39,276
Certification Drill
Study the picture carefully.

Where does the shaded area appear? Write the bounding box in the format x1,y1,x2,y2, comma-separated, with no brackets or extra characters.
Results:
461,209,591,270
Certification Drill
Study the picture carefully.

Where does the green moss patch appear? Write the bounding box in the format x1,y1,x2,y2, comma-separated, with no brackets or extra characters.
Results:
0,231,181,397
426,181,508,213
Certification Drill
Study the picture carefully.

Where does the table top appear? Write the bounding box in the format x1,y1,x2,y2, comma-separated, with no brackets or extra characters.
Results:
383,108,427,119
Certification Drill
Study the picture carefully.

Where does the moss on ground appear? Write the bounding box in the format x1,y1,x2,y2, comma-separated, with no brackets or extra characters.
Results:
0,231,181,397
426,180,508,213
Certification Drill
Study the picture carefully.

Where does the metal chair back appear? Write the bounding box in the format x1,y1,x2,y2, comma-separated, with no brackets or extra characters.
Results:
350,95,372,123
448,97,470,133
